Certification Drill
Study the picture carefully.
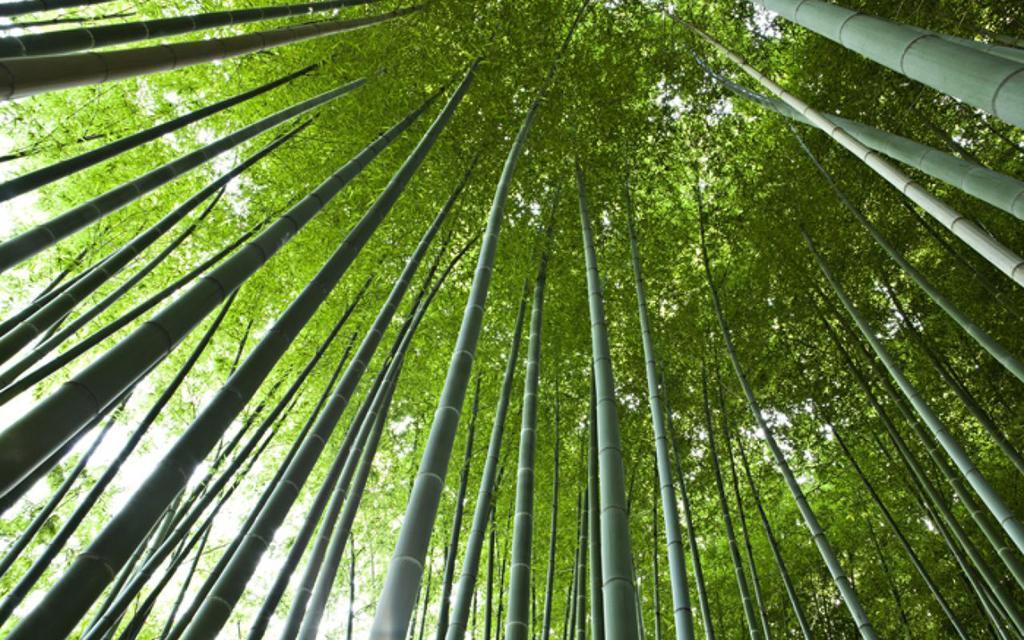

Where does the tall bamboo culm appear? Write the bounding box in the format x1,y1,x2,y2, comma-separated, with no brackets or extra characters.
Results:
625,187,695,640
370,3,593,628
444,291,528,640
177,65,478,638
577,161,639,640
505,249,548,640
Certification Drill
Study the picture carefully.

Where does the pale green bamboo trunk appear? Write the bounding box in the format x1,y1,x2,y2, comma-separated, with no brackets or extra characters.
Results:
372,5,592,630
587,377,606,640
436,376,482,640
445,292,528,640
540,382,560,640
625,187,695,640
505,251,548,640
296,236,473,640
665,396,714,640
752,0,1024,128
576,161,639,640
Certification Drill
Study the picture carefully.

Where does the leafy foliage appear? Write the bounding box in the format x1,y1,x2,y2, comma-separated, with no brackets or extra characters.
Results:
0,0,1023,637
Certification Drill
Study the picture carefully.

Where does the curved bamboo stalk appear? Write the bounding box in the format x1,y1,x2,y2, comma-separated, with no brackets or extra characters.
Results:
0,0,375,57
176,67,475,639
688,23,1024,287
504,250,548,640
117,410,276,640
0,7,416,101
701,214,879,639
577,160,639,640
237,324,364,640
820,270,1024,596
159,518,215,638
444,291,529,640
0,90,432,504
0,64,314,202
804,230,1024,560
1,95,437,640
650,471,663,640
375,56,541,640
0,80,359,272
751,0,1024,128
564,498,581,640
626,193,695,640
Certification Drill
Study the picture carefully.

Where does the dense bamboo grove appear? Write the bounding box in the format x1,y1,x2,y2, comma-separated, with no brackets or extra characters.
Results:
0,0,1023,638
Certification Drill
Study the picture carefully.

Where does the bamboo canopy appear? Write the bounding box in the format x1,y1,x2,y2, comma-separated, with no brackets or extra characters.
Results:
0,1,1022,639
